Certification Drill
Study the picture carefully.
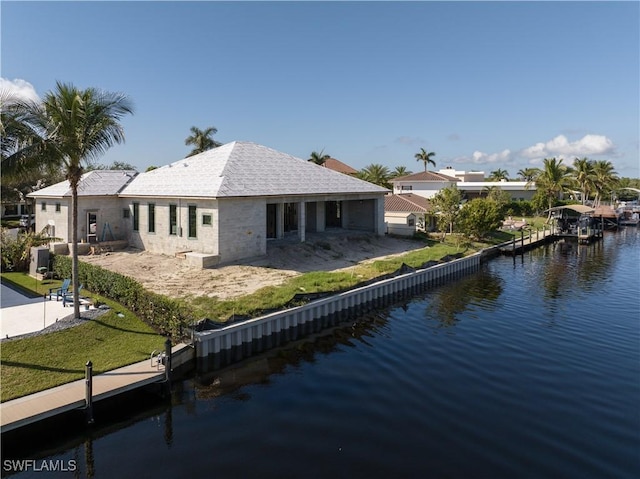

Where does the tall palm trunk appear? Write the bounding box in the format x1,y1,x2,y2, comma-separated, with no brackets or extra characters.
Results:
70,172,81,319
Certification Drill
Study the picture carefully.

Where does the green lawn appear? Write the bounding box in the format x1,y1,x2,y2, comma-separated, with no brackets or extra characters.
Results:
1,274,165,402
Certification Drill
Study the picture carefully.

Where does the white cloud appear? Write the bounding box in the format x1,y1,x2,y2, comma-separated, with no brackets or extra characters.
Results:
0,78,40,103
469,149,513,165
520,134,616,160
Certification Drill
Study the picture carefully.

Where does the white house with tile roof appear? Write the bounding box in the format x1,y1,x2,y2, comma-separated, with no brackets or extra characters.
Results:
392,168,535,201
384,193,435,236
118,142,388,266
28,170,138,244
391,171,459,198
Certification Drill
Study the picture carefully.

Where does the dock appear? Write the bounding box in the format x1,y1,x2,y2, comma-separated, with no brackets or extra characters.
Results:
0,343,192,433
498,228,555,255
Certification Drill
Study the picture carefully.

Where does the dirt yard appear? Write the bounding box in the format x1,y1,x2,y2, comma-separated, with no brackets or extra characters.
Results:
79,232,426,300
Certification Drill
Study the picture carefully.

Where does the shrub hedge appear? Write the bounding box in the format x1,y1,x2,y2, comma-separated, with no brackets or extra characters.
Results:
52,255,193,339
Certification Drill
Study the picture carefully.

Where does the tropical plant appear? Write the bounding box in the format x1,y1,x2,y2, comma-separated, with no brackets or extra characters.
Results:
1,90,65,209
88,160,137,171
591,160,618,206
430,184,462,237
488,169,509,181
1,229,59,272
484,185,511,212
2,81,133,319
308,149,331,166
571,157,595,205
414,148,436,172
457,198,503,240
533,158,573,220
357,164,391,188
185,126,221,157
391,166,412,178
517,167,540,182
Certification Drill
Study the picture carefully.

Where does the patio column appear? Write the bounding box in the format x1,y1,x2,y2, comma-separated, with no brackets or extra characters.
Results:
277,203,285,239
297,201,306,242
316,201,326,232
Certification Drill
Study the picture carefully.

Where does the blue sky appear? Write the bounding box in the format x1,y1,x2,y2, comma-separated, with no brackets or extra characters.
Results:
2,1,639,178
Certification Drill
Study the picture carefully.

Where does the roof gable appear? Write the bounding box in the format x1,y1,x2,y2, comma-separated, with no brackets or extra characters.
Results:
385,193,431,213
323,158,358,175
121,141,387,198
393,171,459,182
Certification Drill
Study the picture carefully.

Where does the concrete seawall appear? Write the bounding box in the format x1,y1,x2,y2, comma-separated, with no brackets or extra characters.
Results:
194,252,482,369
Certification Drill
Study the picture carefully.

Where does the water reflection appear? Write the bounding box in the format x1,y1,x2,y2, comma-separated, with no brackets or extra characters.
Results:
422,270,504,328
539,233,617,301
192,311,391,402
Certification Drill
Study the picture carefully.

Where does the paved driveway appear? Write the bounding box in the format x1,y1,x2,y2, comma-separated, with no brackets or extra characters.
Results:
1,283,72,338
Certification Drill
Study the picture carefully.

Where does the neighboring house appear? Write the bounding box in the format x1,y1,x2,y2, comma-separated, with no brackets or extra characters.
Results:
28,170,138,244
437,167,485,182
391,168,535,201
384,193,434,236
118,141,388,266
456,179,536,201
391,171,459,198
436,167,536,200
1,200,31,220
322,158,358,176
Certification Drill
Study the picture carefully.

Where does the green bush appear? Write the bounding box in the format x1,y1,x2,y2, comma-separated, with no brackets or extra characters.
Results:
52,255,193,338
0,229,52,272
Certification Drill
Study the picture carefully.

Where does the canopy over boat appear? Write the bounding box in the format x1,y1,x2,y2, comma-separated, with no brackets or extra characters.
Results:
545,205,595,215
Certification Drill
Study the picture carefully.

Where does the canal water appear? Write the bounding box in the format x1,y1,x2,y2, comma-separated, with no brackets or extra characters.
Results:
5,228,639,478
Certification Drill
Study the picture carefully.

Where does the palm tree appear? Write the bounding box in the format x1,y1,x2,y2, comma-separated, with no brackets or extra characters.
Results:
414,148,436,172
3,82,133,319
591,160,618,206
571,157,595,205
308,149,330,166
391,166,412,178
517,167,540,182
488,169,509,181
1,90,65,210
534,158,572,220
358,164,391,188
185,126,221,157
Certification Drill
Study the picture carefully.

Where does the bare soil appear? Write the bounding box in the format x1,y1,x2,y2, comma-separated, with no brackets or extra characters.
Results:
79,232,426,300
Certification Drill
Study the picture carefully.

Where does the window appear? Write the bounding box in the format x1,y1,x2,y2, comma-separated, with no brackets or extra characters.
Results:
148,203,155,233
202,214,212,226
133,203,139,231
408,217,415,227
55,203,61,212
123,208,130,219
41,202,47,211
401,185,413,191
169,204,177,235
188,205,197,238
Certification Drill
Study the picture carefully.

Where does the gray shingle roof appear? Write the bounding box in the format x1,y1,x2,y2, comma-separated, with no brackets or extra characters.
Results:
27,170,138,198
120,141,388,198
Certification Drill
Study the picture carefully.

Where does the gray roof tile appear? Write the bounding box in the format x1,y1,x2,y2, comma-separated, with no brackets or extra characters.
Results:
120,141,388,198
28,170,138,197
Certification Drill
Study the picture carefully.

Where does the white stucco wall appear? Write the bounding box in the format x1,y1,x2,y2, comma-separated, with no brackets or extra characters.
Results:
126,198,220,256
34,196,126,243
392,180,453,198
217,197,267,263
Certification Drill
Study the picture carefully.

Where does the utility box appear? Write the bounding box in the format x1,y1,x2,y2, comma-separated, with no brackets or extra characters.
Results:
29,246,50,278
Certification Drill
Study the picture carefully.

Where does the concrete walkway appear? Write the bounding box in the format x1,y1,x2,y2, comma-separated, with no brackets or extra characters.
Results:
0,356,168,432
0,283,77,339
